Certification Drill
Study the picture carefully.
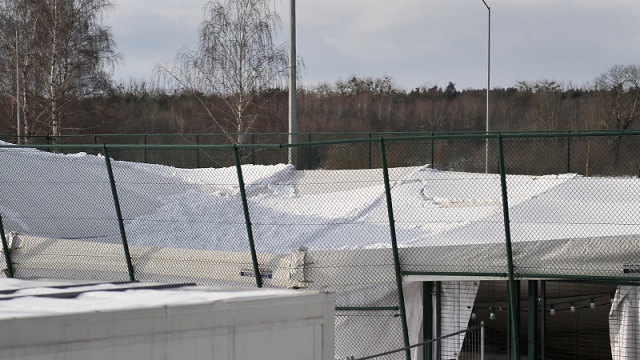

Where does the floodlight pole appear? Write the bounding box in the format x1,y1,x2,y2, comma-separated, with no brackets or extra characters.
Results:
16,29,21,145
481,0,490,173
288,0,297,166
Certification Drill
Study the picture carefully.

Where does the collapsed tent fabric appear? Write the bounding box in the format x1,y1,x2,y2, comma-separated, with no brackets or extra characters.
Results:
2,145,640,358
610,286,640,360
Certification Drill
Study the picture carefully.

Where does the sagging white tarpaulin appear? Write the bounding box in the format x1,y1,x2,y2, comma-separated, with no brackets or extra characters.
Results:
610,286,640,360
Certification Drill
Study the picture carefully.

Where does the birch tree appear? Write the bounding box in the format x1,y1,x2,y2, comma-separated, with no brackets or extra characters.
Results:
0,0,118,141
158,0,288,144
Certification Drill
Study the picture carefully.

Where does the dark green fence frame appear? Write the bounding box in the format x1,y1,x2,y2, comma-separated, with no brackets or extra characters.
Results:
2,130,640,360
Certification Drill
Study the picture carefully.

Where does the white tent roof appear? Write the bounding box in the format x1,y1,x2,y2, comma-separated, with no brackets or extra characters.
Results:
3,145,639,253
2,145,639,359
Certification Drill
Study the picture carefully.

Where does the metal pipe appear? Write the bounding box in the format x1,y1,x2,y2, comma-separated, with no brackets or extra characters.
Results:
379,138,411,360
540,280,546,360
528,280,538,360
16,29,21,145
103,146,135,281
481,0,490,173
481,321,485,360
288,0,297,166
234,146,262,288
496,134,520,359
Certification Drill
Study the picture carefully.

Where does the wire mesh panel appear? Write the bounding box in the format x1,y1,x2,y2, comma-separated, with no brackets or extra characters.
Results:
336,310,406,360
244,143,396,295
502,136,640,279
391,138,509,276
0,146,129,280
109,146,256,287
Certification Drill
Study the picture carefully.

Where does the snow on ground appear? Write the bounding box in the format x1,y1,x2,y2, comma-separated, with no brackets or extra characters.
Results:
1,145,640,253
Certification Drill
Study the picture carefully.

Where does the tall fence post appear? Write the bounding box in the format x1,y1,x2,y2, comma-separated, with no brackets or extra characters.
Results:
368,133,373,169
566,131,571,173
0,213,14,278
430,132,435,169
234,146,262,288
196,134,201,168
379,138,411,360
103,145,135,282
496,134,520,359
251,133,256,165
143,134,148,163
540,280,547,360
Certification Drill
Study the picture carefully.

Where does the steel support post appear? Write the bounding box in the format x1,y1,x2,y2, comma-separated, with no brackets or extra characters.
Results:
528,280,538,360
496,135,520,359
103,146,135,281
234,146,262,288
379,138,411,360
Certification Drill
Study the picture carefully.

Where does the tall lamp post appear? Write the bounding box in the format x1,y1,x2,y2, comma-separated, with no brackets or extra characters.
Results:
16,29,21,145
288,0,297,166
481,0,490,173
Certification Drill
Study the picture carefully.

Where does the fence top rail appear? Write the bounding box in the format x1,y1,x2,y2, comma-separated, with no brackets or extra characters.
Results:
4,129,640,139
2,130,640,150
0,130,564,139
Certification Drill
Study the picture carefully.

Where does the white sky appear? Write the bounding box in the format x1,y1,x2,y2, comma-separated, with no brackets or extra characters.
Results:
102,0,640,90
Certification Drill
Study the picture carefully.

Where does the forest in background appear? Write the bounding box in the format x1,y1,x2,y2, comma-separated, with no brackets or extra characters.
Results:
1,74,638,140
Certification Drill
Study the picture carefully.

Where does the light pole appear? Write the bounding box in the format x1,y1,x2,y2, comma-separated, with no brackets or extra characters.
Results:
481,0,490,173
288,0,297,166
16,28,21,145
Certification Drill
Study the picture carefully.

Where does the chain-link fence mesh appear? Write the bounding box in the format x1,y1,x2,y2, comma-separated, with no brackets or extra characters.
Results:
1,131,640,360
0,147,129,281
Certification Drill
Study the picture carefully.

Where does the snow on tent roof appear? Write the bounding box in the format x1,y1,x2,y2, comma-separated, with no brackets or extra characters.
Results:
2,145,639,252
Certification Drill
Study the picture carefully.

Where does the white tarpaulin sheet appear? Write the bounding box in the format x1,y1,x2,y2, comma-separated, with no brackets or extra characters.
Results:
2,144,640,359
610,286,640,360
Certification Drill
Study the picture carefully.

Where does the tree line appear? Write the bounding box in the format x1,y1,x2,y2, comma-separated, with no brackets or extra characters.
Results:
0,0,639,143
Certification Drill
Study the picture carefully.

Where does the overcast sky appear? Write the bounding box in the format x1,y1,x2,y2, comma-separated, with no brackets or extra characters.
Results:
107,0,640,91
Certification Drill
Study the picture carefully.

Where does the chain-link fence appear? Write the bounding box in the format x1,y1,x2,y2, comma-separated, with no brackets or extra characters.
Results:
1,130,640,360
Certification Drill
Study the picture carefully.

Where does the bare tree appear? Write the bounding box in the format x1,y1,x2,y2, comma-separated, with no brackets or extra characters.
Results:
594,64,640,130
0,0,118,142
594,64,640,164
157,0,288,144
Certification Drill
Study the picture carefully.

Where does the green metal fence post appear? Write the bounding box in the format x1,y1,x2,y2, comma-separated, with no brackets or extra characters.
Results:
103,145,135,282
497,134,520,359
540,280,546,360
234,146,262,288
528,280,538,360
143,134,148,163
379,138,411,360
431,132,435,169
566,131,571,173
251,133,256,165
435,281,442,360
368,133,373,169
196,134,201,168
423,282,433,360
0,213,14,278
